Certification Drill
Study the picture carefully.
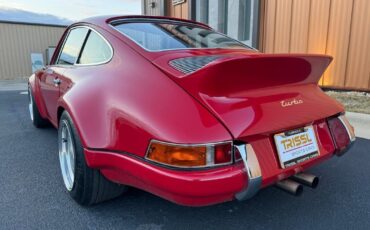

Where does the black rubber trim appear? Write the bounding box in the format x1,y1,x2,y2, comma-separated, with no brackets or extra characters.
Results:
109,18,210,29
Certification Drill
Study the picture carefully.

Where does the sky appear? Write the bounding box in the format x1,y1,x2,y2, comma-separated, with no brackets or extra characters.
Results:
0,0,141,22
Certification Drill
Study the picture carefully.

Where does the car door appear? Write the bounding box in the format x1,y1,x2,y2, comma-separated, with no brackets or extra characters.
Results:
39,27,89,125
39,66,65,124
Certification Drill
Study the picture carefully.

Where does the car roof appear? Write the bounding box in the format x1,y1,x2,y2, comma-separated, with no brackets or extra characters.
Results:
77,15,211,30
70,15,254,62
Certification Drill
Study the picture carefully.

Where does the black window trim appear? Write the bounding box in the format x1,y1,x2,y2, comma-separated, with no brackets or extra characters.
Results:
110,18,211,29
76,29,91,64
55,25,114,67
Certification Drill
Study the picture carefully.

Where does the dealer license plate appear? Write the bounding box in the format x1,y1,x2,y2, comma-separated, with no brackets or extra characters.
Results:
274,126,320,169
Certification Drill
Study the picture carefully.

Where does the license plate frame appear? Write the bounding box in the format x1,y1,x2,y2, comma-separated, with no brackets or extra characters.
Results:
274,126,320,169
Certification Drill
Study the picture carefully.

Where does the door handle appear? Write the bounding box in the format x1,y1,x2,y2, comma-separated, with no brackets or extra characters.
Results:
53,78,61,86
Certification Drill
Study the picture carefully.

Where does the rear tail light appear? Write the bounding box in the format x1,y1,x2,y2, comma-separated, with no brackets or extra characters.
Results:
146,140,233,168
214,144,232,164
327,114,355,155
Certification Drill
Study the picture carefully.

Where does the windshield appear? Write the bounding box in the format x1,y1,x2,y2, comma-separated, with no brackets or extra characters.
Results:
113,22,251,51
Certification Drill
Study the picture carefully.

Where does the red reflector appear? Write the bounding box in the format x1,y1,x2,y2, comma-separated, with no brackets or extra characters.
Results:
214,144,232,164
328,117,350,152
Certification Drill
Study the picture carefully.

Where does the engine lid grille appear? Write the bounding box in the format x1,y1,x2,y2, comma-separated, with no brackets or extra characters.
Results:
169,55,224,74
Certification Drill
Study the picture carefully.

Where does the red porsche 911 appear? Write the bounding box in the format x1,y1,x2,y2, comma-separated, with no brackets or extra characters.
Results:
28,16,355,206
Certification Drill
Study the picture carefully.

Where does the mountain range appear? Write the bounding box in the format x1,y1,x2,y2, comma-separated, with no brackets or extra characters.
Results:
0,7,72,26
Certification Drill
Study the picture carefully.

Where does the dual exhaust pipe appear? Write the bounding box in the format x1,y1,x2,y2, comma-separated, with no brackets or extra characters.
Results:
275,173,319,196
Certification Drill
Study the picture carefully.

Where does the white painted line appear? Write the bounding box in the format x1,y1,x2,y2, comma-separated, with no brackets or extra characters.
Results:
20,91,28,95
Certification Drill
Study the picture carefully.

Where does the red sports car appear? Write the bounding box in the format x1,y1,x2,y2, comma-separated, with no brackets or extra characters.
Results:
28,16,355,206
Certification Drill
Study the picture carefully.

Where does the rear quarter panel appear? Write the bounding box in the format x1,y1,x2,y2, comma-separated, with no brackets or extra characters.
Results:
58,25,231,157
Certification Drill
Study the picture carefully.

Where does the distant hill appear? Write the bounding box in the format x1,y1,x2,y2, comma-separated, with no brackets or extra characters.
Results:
0,7,72,26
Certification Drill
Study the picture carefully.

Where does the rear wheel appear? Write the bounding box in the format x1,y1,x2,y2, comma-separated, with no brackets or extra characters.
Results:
28,87,48,128
58,111,126,205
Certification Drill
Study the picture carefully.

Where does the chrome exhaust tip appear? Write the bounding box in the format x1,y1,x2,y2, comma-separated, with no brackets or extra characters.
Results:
291,173,319,189
275,179,303,196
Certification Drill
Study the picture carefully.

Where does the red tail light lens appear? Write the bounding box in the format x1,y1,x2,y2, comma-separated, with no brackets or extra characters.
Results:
327,114,355,155
214,144,232,164
328,117,350,149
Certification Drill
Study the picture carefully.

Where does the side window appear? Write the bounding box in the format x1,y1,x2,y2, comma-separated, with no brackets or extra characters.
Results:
78,31,112,65
57,28,89,65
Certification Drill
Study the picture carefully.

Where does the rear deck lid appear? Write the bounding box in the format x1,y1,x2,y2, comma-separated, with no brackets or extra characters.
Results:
153,53,344,138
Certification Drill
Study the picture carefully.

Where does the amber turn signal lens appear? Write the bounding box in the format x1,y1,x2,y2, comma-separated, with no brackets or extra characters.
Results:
147,142,207,167
146,141,233,168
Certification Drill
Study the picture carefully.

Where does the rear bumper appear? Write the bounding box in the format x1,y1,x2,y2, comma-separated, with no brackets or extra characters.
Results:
84,146,340,206
83,116,356,206
84,148,247,206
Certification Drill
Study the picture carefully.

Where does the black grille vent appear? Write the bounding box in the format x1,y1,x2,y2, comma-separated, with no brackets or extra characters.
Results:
169,55,224,74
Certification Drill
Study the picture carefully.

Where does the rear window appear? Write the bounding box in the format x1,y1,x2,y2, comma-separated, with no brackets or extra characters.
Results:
113,22,251,51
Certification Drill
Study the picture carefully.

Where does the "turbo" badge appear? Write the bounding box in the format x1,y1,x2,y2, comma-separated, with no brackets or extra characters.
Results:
281,99,303,107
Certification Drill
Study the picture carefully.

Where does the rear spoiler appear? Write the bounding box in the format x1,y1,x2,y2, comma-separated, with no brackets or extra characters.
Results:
173,54,332,95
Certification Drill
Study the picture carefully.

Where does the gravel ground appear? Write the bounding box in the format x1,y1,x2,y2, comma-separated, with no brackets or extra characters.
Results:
325,90,370,114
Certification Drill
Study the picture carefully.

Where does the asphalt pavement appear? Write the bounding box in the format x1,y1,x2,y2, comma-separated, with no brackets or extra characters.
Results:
0,90,369,230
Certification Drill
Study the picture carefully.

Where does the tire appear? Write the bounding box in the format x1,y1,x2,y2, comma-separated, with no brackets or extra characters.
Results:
58,111,127,205
28,87,48,128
